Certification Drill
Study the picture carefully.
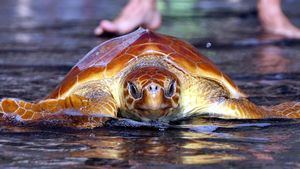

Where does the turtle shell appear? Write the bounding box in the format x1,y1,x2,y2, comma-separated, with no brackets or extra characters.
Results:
47,28,245,99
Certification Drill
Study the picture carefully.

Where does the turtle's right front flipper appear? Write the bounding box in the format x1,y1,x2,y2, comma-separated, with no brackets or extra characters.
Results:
0,94,117,128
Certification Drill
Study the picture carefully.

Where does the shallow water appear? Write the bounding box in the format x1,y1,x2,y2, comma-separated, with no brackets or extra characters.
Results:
0,0,300,168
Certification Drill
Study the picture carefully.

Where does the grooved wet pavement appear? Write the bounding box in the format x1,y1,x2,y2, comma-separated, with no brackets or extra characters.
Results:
0,0,300,168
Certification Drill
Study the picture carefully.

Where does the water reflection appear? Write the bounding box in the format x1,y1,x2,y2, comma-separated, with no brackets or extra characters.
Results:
15,0,37,28
254,45,290,74
14,0,34,42
16,0,33,18
68,128,247,165
0,73,299,167
71,134,126,160
1,119,296,168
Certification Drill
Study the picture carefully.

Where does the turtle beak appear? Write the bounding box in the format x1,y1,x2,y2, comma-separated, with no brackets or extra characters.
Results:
133,82,173,120
144,83,164,110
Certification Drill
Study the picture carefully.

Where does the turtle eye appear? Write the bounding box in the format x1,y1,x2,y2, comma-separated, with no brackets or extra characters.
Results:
165,80,176,98
128,82,141,99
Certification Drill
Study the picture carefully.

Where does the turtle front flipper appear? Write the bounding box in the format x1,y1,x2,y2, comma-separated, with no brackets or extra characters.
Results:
205,98,300,119
0,94,117,128
262,102,300,118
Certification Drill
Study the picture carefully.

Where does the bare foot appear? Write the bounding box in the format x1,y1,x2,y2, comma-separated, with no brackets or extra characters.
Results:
258,0,300,39
94,0,161,36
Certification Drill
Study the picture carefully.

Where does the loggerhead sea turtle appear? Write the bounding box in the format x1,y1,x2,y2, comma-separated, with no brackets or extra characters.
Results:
0,28,299,128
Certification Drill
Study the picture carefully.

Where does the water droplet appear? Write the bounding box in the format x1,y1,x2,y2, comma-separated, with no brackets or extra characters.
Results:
206,42,212,48
89,133,96,138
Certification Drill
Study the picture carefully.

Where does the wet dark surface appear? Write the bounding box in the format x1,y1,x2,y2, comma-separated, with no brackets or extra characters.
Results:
0,0,300,168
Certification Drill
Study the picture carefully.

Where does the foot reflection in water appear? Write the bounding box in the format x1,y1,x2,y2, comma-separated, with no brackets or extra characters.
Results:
254,45,290,74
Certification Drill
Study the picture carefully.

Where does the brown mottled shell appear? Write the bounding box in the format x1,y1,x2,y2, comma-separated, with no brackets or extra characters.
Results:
47,28,245,99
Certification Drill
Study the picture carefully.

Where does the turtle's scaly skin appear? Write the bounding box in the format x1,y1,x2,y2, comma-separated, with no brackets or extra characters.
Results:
0,28,299,128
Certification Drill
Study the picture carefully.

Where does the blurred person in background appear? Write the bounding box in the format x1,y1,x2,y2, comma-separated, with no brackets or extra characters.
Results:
94,0,300,38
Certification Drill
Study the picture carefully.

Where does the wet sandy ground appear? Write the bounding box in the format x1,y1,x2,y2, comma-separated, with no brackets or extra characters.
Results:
0,0,300,168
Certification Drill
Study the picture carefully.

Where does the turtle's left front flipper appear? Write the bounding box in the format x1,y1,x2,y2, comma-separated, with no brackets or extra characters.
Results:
0,94,117,126
262,102,300,118
206,98,300,119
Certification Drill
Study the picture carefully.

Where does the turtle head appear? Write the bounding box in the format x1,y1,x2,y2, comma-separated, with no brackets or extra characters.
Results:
122,67,180,121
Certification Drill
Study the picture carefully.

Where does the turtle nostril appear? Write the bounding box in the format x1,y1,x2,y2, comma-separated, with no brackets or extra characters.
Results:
148,84,159,94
